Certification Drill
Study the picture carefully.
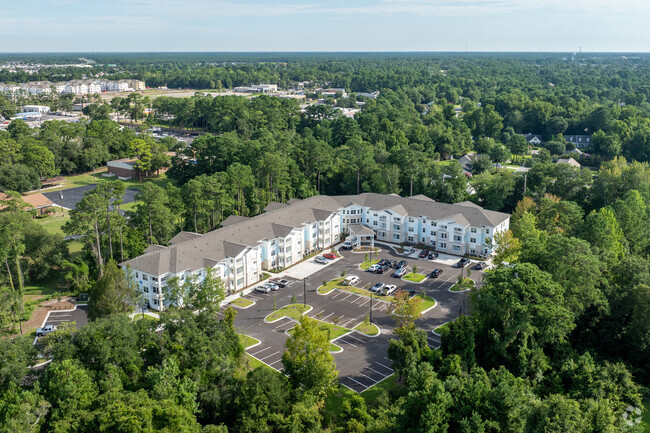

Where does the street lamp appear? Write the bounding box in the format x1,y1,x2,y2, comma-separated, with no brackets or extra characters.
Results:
369,292,373,323
303,277,308,306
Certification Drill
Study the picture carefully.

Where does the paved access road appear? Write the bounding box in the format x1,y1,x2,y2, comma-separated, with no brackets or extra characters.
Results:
43,184,139,211
232,246,483,393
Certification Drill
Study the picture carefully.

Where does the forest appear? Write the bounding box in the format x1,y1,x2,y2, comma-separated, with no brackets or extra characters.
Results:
0,53,649,432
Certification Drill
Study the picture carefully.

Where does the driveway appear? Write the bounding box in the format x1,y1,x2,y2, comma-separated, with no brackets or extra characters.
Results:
42,304,88,329
43,185,139,211
232,246,483,393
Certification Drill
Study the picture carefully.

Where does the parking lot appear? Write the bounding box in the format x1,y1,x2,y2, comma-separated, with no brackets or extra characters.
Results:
43,184,139,211
233,244,484,392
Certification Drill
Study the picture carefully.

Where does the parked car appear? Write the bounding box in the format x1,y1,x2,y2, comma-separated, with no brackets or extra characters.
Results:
264,282,279,291
344,275,359,285
370,282,385,293
382,285,397,296
403,247,416,255
393,268,407,278
376,264,391,274
270,278,289,287
428,251,439,260
323,252,337,260
314,256,328,264
255,285,271,294
368,264,380,272
418,249,430,258
36,324,57,337
456,258,471,267
430,268,443,278
408,290,417,298
474,262,486,270
397,260,408,269
342,239,355,249
378,259,390,266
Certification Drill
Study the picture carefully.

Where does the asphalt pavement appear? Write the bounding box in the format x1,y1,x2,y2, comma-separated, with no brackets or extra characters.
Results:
43,184,139,211
232,247,482,393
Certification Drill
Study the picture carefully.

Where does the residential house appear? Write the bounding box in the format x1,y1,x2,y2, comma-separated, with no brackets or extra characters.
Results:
122,193,509,311
556,157,581,168
522,133,543,146
564,134,592,149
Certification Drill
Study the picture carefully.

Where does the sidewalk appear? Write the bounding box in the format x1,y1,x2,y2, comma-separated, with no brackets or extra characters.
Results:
221,254,344,306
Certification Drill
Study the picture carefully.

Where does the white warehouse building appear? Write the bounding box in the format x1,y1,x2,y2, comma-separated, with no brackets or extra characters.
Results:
121,193,510,311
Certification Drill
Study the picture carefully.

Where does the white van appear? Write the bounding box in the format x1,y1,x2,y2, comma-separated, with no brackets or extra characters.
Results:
342,238,357,249
344,275,359,285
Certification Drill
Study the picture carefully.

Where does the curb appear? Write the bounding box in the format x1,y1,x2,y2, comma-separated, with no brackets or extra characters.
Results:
242,335,262,351
229,299,256,309
351,325,381,338
264,304,313,324
432,321,450,337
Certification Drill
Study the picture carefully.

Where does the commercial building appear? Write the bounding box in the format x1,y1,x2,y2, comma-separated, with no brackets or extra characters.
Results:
121,193,509,311
23,105,50,114
233,84,278,93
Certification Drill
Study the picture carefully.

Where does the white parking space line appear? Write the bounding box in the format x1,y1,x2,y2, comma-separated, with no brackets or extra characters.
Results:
345,334,366,344
345,376,369,389
259,351,281,361
359,299,369,307
367,367,389,378
312,309,324,316
247,295,262,301
377,361,394,371
250,346,270,356
321,312,334,321
275,322,290,329
332,291,344,299
268,359,283,366
357,371,379,383
342,318,357,328
337,338,357,347
341,294,354,302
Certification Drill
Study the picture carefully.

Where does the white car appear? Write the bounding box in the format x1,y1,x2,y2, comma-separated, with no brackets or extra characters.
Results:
344,275,359,285
255,285,271,294
36,325,57,337
314,256,328,264
368,264,380,272
382,285,397,296
403,247,416,255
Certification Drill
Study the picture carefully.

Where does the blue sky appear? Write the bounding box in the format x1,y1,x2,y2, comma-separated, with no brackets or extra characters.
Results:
1,0,649,52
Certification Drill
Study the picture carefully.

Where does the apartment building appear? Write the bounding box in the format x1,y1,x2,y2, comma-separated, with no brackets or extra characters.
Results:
121,193,509,311
0,79,145,95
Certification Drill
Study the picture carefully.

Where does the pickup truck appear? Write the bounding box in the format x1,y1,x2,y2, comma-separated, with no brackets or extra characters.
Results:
36,324,57,337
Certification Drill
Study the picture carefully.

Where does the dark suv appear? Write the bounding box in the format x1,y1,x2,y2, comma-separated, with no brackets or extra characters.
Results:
456,258,471,267
397,260,407,269
430,269,443,278
428,251,439,260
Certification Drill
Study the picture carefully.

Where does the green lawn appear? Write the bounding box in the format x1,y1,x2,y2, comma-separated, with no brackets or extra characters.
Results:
359,259,380,270
450,277,475,292
265,304,310,322
23,271,65,299
403,272,427,283
642,401,650,433
229,297,254,308
245,354,268,370
318,277,345,294
354,322,379,336
416,294,436,312
434,322,451,336
134,314,159,322
238,334,261,350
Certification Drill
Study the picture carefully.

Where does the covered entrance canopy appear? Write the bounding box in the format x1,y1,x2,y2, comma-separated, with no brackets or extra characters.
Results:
348,224,375,250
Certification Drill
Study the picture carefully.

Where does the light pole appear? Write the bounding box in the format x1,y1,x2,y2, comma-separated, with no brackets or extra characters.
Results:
303,277,307,306
369,293,373,323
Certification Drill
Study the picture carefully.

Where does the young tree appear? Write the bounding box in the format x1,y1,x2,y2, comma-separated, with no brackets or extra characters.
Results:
88,261,138,320
132,183,174,245
389,289,422,331
188,268,225,311
282,315,338,400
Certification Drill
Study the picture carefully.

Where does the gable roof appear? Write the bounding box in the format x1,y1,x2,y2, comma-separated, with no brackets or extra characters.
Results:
263,201,289,212
220,215,249,227
169,231,203,244
122,193,510,276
